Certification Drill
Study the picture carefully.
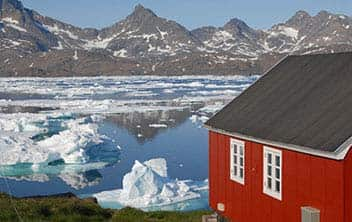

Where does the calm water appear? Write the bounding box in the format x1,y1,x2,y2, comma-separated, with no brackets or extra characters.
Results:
0,75,257,205
0,113,207,197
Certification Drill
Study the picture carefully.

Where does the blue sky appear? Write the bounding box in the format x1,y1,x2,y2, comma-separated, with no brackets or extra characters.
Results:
22,0,352,30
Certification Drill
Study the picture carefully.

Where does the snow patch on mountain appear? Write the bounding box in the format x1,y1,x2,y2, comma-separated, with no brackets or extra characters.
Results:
2,17,19,24
73,50,79,60
83,31,125,49
269,25,299,40
156,26,168,40
204,30,235,49
114,49,128,57
43,24,79,40
2,17,27,32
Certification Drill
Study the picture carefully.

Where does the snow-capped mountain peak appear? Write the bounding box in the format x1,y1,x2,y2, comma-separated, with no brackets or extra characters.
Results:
1,0,352,76
130,4,158,20
93,4,202,58
0,0,24,12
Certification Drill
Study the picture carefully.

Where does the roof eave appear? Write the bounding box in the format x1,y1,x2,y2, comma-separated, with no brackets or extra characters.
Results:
204,124,351,160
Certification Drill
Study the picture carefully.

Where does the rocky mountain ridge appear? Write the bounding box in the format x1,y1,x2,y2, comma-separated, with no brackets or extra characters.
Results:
1,0,352,76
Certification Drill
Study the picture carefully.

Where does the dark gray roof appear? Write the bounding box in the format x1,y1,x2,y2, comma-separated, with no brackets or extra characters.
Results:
205,52,352,155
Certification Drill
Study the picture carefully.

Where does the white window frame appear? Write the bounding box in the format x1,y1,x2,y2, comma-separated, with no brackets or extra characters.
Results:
263,146,282,200
230,138,245,185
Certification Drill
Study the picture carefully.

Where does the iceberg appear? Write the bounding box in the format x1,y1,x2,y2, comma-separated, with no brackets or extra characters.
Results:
93,158,208,211
0,113,106,166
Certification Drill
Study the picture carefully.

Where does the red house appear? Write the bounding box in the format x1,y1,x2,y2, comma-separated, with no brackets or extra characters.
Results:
205,52,352,222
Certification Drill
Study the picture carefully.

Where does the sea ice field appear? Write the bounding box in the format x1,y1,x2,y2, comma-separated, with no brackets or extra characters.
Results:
0,75,258,211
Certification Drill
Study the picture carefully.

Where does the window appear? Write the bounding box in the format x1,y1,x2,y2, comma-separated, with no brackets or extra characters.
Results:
263,146,282,200
230,138,245,185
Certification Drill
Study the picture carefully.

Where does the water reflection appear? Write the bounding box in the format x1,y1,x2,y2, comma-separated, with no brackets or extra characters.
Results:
0,105,57,114
106,108,199,143
58,170,102,190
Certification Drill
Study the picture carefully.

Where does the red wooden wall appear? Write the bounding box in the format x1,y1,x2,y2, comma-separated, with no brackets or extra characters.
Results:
344,147,352,222
209,131,345,222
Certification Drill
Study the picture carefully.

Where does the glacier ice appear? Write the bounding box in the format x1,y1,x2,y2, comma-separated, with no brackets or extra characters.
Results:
0,75,259,115
0,76,257,196
0,111,120,189
0,113,105,166
93,158,208,211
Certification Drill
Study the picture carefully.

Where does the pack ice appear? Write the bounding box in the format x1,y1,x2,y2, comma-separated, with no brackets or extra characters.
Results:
0,113,104,166
93,158,208,210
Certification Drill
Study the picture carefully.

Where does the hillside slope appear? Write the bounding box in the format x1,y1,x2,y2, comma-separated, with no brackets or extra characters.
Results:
1,0,352,76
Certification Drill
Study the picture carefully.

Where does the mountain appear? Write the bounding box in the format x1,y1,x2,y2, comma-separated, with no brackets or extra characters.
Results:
193,10,352,56
262,10,352,54
0,0,58,52
1,0,352,76
97,4,202,58
192,18,264,57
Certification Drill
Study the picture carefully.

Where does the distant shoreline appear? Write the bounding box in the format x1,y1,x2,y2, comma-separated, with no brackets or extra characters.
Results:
0,74,260,79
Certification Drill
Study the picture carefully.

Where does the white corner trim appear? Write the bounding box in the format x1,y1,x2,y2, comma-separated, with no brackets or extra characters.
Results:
334,135,352,159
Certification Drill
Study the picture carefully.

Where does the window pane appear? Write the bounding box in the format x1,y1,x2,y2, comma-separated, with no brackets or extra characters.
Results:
234,166,237,176
234,155,237,164
275,155,280,167
275,168,280,179
268,153,272,164
268,177,272,189
234,145,237,154
275,180,280,192
240,157,243,166
267,165,272,176
240,146,244,156
240,168,244,178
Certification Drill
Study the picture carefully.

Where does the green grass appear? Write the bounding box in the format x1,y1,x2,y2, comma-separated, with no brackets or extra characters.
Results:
112,207,211,222
0,193,212,222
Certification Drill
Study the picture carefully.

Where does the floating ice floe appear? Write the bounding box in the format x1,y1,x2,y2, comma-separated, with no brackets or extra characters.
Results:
190,115,209,124
189,101,226,126
0,113,106,166
148,123,168,128
93,158,208,211
0,76,256,193
0,75,259,115
0,112,119,189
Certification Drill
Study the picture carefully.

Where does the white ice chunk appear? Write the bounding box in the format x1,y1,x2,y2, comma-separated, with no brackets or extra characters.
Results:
93,158,208,210
144,158,167,177
148,124,168,128
0,75,259,115
0,114,104,165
